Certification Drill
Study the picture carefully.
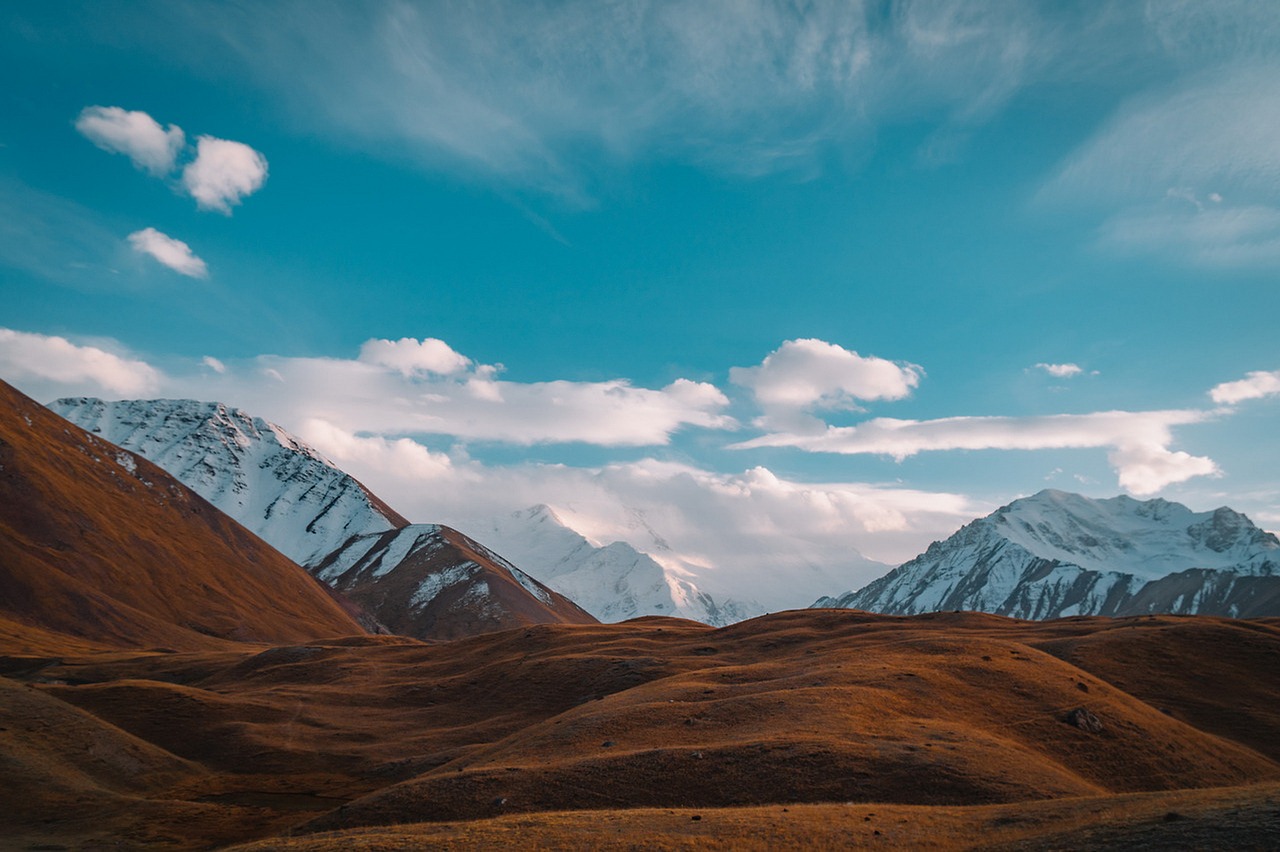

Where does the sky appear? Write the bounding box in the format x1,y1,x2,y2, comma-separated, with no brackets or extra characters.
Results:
2,1,1279,589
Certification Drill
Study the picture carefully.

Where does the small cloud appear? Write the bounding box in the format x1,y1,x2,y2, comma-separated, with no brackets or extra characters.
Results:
1034,362,1083,378
730,338,922,412
1210,369,1280,404
358,337,472,376
181,136,269,214
75,106,185,177
201,356,227,374
126,227,208,278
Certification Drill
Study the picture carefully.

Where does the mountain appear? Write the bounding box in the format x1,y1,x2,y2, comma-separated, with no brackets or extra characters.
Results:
47,397,599,638
815,489,1280,619
459,505,766,626
0,380,364,651
309,523,597,640
49,397,408,565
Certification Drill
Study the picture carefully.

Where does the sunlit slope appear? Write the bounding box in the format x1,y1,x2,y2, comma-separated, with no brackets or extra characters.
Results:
0,379,364,650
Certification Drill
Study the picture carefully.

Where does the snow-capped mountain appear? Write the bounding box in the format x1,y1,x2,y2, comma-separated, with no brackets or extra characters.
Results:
815,489,1280,619
459,505,747,624
47,398,602,638
460,504,876,626
50,398,407,566
310,523,597,640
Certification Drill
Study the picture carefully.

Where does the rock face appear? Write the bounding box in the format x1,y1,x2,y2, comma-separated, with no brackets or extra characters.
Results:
309,524,598,640
0,381,364,651
815,489,1280,619
50,397,407,566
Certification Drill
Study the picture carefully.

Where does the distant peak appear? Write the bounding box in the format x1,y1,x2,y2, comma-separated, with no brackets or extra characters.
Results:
522,503,566,525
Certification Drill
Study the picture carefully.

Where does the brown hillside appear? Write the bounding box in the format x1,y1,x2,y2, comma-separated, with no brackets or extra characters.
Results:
0,379,364,650
6,609,1279,848
309,524,598,640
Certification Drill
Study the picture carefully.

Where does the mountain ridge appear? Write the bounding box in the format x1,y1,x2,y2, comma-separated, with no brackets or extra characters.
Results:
816,489,1280,619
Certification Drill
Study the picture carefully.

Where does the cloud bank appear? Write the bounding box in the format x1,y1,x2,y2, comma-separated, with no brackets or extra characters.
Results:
0,329,161,396
2,328,1242,559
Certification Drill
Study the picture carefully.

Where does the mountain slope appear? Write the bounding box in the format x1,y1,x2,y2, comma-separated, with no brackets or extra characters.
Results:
0,380,364,650
816,489,1280,619
48,397,604,638
49,397,407,565
309,524,597,640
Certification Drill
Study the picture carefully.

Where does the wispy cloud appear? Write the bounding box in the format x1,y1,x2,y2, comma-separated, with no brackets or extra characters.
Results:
74,105,185,176
1043,62,1280,266
93,0,1116,196
732,409,1220,496
0,179,123,288
126,227,208,278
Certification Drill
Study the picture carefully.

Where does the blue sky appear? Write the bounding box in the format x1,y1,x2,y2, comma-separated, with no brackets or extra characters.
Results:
3,1,1278,580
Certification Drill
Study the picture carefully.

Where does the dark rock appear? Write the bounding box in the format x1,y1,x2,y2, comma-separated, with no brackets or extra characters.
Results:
1065,707,1103,733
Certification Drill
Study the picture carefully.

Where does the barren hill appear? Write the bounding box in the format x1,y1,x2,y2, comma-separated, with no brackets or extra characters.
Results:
0,380,363,652
4,608,1279,848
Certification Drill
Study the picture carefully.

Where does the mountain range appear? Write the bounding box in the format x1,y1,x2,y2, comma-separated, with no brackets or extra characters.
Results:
53,396,872,626
47,398,1280,625
51,397,595,639
816,489,1280,619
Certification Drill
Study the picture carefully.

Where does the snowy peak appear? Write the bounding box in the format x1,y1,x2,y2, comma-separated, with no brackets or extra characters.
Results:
458,506,764,626
818,490,1280,620
309,524,597,640
49,397,408,565
990,489,1277,580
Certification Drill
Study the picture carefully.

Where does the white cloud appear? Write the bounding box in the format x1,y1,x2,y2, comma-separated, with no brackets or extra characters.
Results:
1210,369,1280,404
0,328,161,396
733,409,1219,496
358,337,471,376
181,136,269,214
1035,362,1083,378
126,227,208,278
75,106,185,176
730,339,922,430
297,418,455,480
156,338,734,447
292,420,979,576
201,356,227,373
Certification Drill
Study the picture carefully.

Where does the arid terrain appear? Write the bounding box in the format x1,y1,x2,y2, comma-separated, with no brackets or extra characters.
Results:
3,611,1279,849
